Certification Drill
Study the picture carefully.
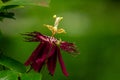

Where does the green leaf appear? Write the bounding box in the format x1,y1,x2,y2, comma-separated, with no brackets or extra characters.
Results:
0,5,19,10
0,54,26,73
0,70,18,80
0,11,15,21
0,70,42,80
1,0,11,3
0,0,51,21
21,71,42,80
4,0,51,7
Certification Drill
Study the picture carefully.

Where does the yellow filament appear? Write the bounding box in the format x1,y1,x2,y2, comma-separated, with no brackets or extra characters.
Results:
44,15,66,36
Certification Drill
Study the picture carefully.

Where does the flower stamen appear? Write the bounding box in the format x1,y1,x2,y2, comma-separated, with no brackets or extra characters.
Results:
44,15,66,36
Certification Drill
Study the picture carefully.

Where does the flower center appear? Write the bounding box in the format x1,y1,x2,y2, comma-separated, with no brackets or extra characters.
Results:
44,15,66,36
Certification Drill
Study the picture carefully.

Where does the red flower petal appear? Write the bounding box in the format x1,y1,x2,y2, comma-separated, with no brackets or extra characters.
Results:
47,45,57,75
24,42,46,66
57,46,69,77
31,60,44,72
47,44,56,58
60,41,78,54
23,32,47,42
32,42,52,71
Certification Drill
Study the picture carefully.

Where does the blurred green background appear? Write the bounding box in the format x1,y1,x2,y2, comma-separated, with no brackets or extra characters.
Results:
0,0,120,80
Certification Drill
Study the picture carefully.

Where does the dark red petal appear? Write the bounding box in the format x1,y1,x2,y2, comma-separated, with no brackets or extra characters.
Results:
57,47,69,77
47,44,56,58
47,45,57,75
31,60,44,72
33,42,51,71
37,42,51,60
60,41,78,54
23,32,48,42
24,42,46,66
33,31,49,42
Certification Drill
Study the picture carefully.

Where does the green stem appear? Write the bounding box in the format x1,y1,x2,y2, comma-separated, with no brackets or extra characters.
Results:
26,66,32,73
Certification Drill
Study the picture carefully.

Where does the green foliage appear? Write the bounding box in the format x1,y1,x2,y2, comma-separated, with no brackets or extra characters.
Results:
0,5,18,10
4,0,50,6
0,0,50,21
0,0,3,4
0,0,50,7
0,11,15,21
1,0,11,3
0,54,26,73
21,71,42,80
0,70,18,80
0,54,42,80
0,70,42,80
